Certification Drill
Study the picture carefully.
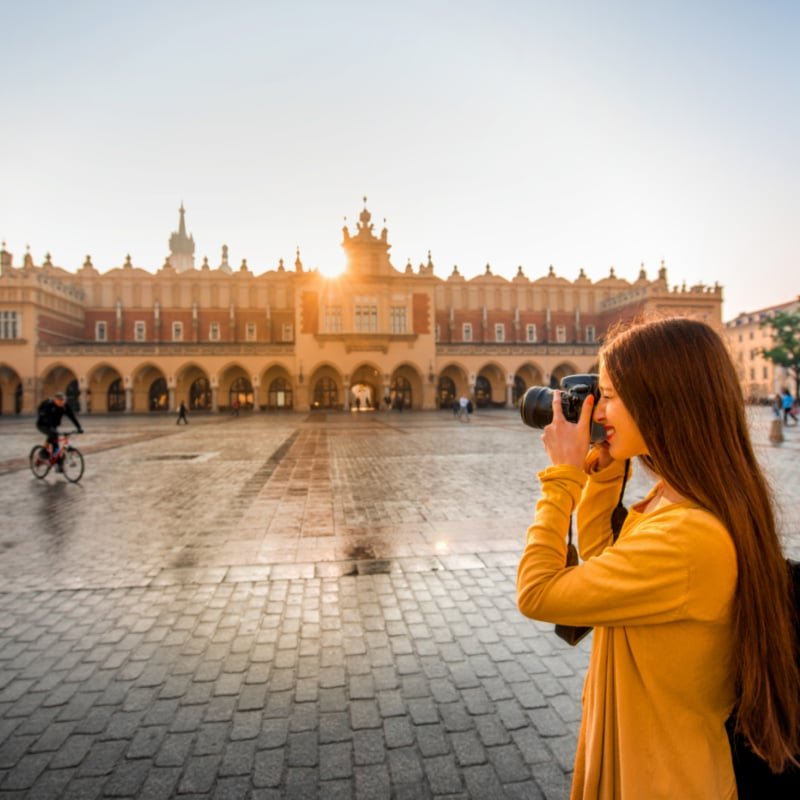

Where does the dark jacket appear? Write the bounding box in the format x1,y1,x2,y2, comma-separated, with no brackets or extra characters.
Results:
37,400,80,430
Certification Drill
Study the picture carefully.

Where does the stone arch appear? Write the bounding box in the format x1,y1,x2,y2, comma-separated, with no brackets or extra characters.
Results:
309,363,344,410
131,362,168,412
476,361,506,408
260,363,294,410
218,362,253,410
391,362,424,410
350,362,383,411
87,363,124,413
40,363,79,403
551,361,580,388
514,362,546,405
437,362,470,408
175,362,211,411
0,364,23,415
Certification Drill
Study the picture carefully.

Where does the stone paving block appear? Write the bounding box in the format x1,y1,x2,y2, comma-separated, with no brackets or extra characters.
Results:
354,763,391,799
214,775,252,800
0,751,52,790
102,757,151,796
220,738,256,776
320,740,353,780
178,753,222,794
27,767,74,800
462,763,506,798
387,745,425,786
253,747,285,787
77,739,127,777
416,723,450,758
450,730,487,767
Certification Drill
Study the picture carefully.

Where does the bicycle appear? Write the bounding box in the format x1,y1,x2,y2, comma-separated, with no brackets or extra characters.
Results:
29,430,85,483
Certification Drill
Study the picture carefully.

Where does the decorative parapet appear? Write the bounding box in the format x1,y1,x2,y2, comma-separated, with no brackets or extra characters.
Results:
436,343,600,357
37,342,296,357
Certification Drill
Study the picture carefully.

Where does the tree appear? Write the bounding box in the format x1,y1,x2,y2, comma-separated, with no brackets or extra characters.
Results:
760,310,800,400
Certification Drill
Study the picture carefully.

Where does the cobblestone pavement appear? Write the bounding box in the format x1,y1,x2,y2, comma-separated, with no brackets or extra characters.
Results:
0,407,798,799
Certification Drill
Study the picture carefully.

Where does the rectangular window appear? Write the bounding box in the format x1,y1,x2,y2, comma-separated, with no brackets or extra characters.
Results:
282,323,294,342
556,325,567,343
95,320,107,342
526,323,537,343
494,323,505,342
0,311,19,339
246,322,256,341
390,306,407,334
134,321,146,342
435,323,441,341
324,306,342,333
354,305,378,333
585,326,596,343
462,323,472,342
209,322,220,341
172,321,183,342
750,368,755,380
763,366,769,379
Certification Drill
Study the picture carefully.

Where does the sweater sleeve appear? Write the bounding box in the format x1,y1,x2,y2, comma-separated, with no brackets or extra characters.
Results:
517,469,736,628
575,458,628,559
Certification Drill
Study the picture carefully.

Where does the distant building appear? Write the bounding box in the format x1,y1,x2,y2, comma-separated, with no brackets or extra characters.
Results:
724,297,800,402
0,202,723,415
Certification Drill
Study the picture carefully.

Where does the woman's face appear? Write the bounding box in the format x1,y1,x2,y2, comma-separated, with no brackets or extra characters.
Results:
595,364,649,460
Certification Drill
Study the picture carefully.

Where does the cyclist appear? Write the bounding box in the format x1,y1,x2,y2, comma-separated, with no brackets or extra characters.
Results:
36,391,83,470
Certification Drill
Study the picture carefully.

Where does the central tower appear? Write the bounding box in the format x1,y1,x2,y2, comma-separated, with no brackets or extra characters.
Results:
341,198,397,277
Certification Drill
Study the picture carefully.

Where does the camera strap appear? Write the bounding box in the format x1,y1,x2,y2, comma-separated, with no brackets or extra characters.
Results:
556,459,631,646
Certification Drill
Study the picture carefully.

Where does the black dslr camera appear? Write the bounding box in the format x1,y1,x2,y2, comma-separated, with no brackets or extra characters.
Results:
519,373,605,443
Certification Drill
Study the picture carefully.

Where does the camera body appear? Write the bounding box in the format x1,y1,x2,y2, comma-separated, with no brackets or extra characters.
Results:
519,373,605,443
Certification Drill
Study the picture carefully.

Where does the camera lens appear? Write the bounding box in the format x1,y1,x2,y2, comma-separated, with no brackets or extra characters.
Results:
519,386,554,429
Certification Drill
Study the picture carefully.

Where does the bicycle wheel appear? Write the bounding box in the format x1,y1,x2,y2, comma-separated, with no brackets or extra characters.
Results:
61,447,85,483
29,445,51,478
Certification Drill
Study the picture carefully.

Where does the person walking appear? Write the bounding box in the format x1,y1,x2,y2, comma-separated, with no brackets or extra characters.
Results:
782,388,797,425
517,317,799,799
176,401,189,425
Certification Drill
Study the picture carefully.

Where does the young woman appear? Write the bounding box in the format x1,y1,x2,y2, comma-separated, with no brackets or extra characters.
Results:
517,317,799,799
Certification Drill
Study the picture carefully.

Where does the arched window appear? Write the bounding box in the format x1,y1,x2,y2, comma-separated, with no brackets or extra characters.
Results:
190,378,211,410
268,377,293,409
149,378,168,411
438,376,456,409
312,377,338,409
475,375,492,408
108,378,125,412
229,377,254,410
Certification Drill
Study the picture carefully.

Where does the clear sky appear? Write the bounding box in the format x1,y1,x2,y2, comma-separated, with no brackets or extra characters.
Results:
1,0,797,318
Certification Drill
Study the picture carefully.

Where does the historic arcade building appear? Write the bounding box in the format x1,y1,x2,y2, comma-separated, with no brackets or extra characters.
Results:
0,202,723,415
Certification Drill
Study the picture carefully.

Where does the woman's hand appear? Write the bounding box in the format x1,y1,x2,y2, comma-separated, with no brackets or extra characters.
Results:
585,440,614,473
541,391,594,469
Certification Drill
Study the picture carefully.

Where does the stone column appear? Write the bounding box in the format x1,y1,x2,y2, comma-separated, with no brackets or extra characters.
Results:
168,388,175,412
211,387,219,413
125,387,133,413
252,376,260,412
79,386,88,414
343,380,351,411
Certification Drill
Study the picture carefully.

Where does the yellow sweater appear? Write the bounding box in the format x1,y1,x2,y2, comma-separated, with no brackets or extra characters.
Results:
517,461,738,800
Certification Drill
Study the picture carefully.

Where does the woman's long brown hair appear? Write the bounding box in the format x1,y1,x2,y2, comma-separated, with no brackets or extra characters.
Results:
602,316,799,771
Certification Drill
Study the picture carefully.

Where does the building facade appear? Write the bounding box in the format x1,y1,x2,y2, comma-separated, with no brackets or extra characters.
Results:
724,297,800,402
0,203,724,415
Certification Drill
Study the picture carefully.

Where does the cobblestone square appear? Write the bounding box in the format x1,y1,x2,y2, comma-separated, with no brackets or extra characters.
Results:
0,408,798,798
